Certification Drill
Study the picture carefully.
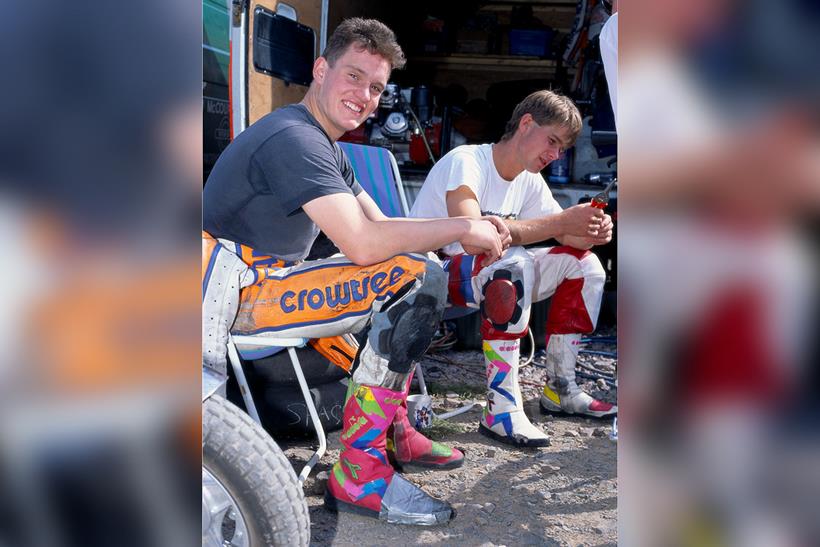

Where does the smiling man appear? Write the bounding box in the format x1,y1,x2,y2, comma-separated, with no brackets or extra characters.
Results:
411,91,617,449
203,19,510,525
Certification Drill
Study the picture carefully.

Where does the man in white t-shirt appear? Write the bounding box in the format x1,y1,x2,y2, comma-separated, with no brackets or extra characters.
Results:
411,90,617,447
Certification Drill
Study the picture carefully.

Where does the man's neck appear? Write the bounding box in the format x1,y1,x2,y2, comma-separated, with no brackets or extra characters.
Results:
300,88,341,141
492,139,524,181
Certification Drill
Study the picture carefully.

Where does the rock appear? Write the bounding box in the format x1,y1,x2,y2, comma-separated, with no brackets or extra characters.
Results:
564,429,580,438
475,516,489,526
593,427,608,437
542,464,561,473
483,502,496,513
446,392,459,398
469,503,484,511
596,378,610,391
485,448,497,458
306,471,329,495
593,526,606,535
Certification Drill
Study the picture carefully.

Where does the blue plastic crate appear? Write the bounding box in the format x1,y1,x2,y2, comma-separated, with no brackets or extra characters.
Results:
509,28,553,57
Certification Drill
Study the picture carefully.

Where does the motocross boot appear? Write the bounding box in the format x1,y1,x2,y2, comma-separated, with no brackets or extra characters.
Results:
479,338,550,448
539,333,617,418
325,380,454,525
386,372,464,471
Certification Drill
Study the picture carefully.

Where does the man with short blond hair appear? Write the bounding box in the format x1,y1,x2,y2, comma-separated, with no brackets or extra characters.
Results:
411,90,617,449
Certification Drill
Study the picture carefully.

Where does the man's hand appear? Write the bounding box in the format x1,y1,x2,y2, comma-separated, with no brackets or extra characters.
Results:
560,203,605,237
481,215,512,249
587,213,613,245
561,213,613,249
460,218,504,265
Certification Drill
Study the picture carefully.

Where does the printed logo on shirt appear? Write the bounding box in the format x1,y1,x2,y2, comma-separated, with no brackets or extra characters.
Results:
481,210,518,220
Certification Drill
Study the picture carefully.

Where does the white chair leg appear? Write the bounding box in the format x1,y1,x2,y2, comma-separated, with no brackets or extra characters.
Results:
226,336,261,424
414,361,477,420
414,362,428,396
288,347,326,484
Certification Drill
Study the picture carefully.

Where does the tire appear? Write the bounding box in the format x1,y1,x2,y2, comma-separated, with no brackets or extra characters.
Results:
202,395,310,547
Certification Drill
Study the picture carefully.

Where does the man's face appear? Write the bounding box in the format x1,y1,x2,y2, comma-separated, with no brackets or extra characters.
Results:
312,45,390,139
516,115,573,174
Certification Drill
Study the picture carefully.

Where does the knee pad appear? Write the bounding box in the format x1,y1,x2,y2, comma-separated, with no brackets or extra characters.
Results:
370,261,447,374
377,293,441,373
480,269,524,333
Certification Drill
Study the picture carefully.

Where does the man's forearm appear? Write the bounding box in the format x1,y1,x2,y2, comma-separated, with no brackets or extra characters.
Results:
507,215,565,246
350,217,471,265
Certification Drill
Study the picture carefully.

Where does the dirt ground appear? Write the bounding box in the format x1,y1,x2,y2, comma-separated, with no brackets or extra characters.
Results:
283,334,617,547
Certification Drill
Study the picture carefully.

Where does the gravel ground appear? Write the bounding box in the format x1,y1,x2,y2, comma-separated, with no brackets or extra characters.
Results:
283,330,617,546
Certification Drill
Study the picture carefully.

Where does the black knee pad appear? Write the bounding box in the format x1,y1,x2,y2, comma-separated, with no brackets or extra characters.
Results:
377,293,441,374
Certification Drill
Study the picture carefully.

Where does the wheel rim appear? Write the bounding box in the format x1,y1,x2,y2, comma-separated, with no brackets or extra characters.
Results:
202,467,250,547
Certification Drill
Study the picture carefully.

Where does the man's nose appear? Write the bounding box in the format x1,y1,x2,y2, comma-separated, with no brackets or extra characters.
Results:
355,84,371,103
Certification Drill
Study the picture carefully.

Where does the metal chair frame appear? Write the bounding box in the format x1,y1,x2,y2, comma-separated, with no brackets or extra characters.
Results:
225,335,326,484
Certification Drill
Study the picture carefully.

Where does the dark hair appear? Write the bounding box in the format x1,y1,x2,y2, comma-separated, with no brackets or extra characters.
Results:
322,18,406,70
501,90,582,144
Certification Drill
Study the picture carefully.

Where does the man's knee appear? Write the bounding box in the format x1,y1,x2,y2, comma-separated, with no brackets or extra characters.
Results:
369,259,447,374
581,252,607,286
479,247,533,336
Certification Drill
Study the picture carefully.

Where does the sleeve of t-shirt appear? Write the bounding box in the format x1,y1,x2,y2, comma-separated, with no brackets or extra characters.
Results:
518,174,563,220
439,148,485,198
249,126,358,216
337,145,363,196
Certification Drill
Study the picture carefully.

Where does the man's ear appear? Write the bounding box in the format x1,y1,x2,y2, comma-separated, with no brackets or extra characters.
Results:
518,113,534,132
313,57,328,84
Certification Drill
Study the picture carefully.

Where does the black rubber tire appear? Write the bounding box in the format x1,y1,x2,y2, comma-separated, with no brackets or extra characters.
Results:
203,395,310,547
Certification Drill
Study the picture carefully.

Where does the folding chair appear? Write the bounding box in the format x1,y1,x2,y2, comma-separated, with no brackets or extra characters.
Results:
338,141,410,217
338,142,478,420
225,335,326,484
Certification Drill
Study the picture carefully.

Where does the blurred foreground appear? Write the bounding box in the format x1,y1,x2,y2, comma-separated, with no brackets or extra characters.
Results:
620,0,820,545
0,1,201,545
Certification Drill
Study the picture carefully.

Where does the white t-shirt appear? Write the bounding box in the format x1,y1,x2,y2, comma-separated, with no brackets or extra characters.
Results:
409,143,562,255
599,12,618,128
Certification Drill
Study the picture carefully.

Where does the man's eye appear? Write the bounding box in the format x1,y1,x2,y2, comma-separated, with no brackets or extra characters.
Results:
349,73,358,81
371,86,382,94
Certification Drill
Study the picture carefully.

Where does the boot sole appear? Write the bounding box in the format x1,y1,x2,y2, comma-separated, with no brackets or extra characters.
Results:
324,487,457,526
391,457,465,473
324,489,380,520
539,400,617,419
478,424,550,448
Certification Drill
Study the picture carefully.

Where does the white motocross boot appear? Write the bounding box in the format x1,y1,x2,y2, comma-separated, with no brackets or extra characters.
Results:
479,338,550,447
540,333,617,418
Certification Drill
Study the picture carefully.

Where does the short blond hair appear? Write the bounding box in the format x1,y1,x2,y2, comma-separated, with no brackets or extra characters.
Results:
501,90,582,144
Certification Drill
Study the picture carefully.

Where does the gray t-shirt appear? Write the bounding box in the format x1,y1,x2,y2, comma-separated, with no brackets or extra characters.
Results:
203,104,362,261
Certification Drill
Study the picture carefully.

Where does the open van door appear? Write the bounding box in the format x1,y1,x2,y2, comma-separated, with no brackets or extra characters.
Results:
229,0,322,138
